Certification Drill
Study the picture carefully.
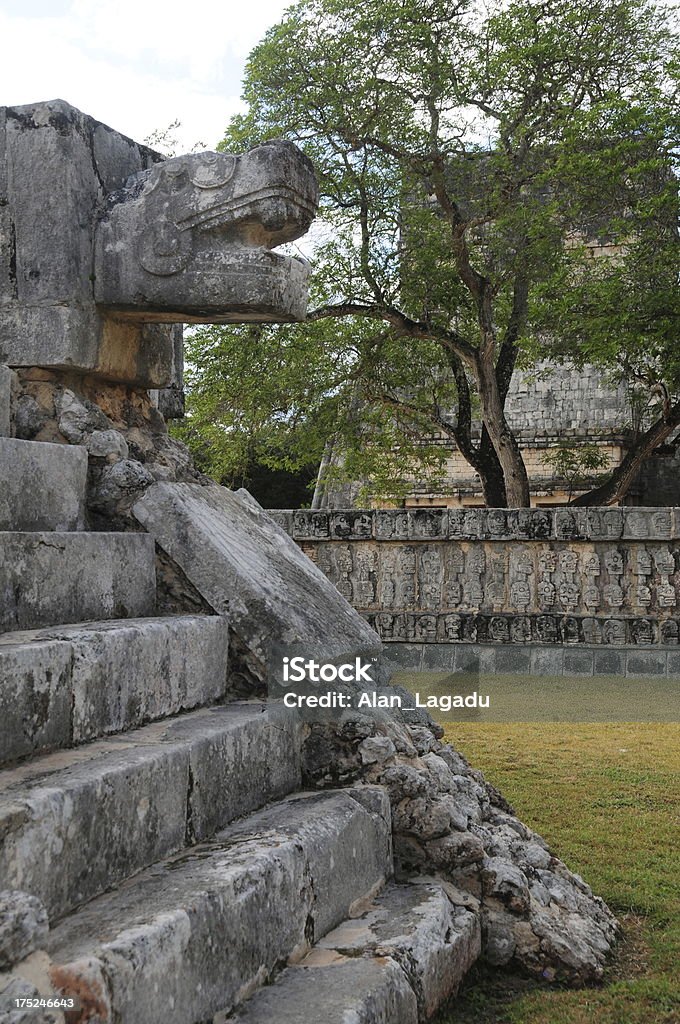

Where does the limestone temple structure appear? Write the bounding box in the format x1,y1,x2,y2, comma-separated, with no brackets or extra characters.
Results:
325,363,680,508
0,100,627,1022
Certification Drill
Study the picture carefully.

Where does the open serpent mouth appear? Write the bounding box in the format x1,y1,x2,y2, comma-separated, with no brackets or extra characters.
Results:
178,185,319,236
139,185,317,277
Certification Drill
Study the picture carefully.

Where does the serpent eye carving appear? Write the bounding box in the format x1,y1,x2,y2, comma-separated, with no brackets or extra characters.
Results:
190,152,236,189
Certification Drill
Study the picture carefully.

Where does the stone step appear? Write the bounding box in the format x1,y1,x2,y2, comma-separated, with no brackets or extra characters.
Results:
0,531,156,633
0,702,304,920
40,790,392,1024
0,437,87,531
229,880,481,1023
0,615,229,766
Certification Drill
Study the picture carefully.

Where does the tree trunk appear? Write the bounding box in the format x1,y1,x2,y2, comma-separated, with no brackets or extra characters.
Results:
440,342,509,507
475,351,531,507
311,440,334,509
478,428,508,507
571,402,680,506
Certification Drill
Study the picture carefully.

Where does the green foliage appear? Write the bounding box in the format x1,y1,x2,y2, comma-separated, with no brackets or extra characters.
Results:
543,442,611,500
174,319,456,502
184,0,678,504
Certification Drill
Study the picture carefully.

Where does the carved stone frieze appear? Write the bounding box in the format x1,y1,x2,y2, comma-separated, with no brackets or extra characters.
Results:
285,508,680,543
287,509,680,645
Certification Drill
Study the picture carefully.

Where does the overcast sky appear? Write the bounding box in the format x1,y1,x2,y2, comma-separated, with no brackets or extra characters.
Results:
0,0,291,151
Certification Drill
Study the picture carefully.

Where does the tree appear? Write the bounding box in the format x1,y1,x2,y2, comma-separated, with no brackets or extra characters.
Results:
183,0,677,507
531,196,680,505
543,442,611,503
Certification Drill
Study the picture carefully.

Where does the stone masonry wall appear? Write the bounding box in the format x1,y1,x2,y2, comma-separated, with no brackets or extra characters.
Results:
504,363,630,441
271,507,680,647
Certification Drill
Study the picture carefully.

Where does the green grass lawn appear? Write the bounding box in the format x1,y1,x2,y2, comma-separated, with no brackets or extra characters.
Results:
423,718,680,1023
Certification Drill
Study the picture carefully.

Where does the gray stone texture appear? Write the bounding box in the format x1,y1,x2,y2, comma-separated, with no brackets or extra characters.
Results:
0,703,304,919
0,976,56,1023
1,100,317,390
284,506,680,542
95,142,317,322
281,508,680,647
0,638,73,766
346,722,620,985
229,956,419,1024
0,532,156,632
0,438,87,531
504,362,630,442
0,364,11,436
0,615,229,764
317,881,481,1017
0,100,177,386
372,641,680,679
133,482,382,685
0,891,48,970
44,791,391,1024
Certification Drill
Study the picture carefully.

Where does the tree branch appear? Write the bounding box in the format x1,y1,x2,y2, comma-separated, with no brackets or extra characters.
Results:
307,303,478,364
571,399,680,506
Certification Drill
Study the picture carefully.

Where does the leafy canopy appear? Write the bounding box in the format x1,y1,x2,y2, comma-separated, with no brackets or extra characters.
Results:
179,0,678,505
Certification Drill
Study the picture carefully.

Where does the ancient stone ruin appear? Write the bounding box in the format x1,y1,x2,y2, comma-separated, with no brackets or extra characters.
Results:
1,101,619,1023
274,507,680,677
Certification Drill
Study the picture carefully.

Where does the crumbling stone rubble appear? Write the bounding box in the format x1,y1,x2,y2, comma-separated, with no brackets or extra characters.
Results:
12,370,205,524
302,712,619,985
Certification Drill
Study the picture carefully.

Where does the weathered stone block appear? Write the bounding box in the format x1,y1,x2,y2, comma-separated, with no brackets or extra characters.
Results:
132,483,382,684
0,616,229,764
564,649,595,676
0,438,86,531
229,957,418,1024
622,508,677,540
0,639,73,766
593,649,626,676
316,881,481,1017
0,100,178,386
530,646,564,676
165,702,302,842
625,650,667,676
0,704,305,918
0,740,190,919
453,646,485,674
0,364,11,436
495,647,532,674
0,532,156,631
408,508,447,539
45,791,391,1023
422,643,457,671
67,615,229,742
0,891,48,970
382,643,423,671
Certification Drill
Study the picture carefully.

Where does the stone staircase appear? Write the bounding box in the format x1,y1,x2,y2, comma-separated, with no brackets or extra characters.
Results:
0,395,477,1021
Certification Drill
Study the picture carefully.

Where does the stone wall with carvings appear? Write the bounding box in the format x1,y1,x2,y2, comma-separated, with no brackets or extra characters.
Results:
270,507,680,647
